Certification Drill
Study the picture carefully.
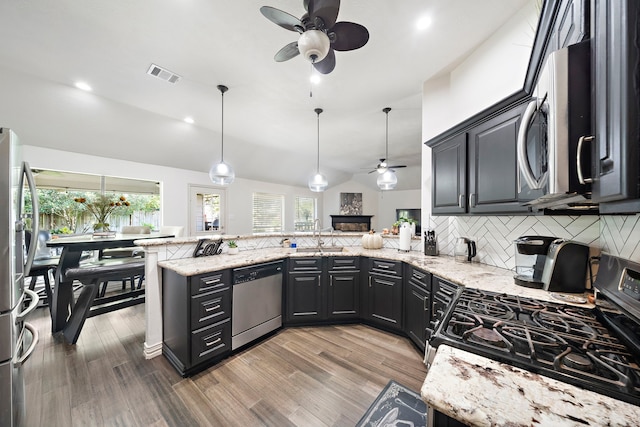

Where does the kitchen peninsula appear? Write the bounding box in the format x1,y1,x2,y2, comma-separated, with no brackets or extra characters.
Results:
135,233,640,425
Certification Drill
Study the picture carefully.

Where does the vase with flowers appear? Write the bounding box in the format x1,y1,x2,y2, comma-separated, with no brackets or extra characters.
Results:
74,194,130,236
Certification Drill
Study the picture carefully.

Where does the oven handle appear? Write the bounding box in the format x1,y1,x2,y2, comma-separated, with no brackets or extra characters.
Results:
517,100,546,190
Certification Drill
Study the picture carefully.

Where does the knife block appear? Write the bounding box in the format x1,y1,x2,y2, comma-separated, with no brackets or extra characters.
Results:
424,239,438,256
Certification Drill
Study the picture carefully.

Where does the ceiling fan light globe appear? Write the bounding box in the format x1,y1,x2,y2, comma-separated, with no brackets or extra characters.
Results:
298,30,330,62
377,170,397,191
209,161,235,186
308,172,328,192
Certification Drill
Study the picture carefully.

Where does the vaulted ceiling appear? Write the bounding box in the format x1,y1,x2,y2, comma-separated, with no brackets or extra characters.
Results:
0,0,530,190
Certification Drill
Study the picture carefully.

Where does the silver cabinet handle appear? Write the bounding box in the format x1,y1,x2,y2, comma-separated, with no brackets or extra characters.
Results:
205,337,222,347
318,274,321,287
369,276,372,288
205,304,221,313
469,193,475,208
330,274,333,286
458,194,464,208
577,135,594,184
424,296,428,311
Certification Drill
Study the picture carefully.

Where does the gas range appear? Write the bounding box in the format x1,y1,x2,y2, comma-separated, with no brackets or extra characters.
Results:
426,253,640,406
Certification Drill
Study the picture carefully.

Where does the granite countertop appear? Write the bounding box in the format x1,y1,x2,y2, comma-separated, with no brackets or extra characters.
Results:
421,345,640,427
157,246,590,305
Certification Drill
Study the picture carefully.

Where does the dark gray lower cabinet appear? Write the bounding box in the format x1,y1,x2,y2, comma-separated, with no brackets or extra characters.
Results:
365,258,403,331
286,256,360,323
162,269,232,376
404,266,432,351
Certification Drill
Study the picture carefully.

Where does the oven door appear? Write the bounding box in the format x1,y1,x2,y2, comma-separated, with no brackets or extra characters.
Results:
517,95,549,193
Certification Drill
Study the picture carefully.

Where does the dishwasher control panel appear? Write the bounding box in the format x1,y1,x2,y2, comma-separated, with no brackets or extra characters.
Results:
233,261,283,284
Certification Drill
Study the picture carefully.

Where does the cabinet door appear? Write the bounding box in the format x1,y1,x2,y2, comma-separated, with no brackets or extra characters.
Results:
431,133,467,215
404,267,431,351
287,272,323,322
553,0,589,49
592,0,640,207
327,271,359,320
468,103,532,214
367,274,403,330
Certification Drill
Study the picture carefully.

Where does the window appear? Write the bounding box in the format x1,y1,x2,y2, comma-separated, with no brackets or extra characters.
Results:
294,196,316,231
252,192,285,233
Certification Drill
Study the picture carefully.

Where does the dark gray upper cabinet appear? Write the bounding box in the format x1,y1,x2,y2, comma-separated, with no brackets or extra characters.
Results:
592,0,640,213
553,0,589,50
468,102,534,213
431,101,534,215
432,133,467,215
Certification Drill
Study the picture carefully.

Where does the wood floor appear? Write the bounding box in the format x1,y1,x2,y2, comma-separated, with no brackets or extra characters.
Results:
24,304,427,427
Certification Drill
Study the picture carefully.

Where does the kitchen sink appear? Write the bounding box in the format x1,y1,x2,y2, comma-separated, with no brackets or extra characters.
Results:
295,246,345,253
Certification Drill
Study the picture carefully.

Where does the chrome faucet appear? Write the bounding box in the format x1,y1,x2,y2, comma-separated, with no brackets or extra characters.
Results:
313,219,324,247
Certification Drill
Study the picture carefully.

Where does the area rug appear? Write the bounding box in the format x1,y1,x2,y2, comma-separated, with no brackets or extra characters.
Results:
356,380,428,427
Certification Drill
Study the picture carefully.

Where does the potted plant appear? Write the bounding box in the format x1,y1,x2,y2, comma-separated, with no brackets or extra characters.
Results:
393,217,416,236
227,240,239,255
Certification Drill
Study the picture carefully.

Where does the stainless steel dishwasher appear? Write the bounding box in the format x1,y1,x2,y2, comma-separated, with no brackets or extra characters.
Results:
232,261,283,350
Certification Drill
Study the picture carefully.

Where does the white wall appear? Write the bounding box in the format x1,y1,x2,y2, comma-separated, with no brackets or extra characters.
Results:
421,1,538,233
377,189,422,232
23,145,322,236
321,180,379,230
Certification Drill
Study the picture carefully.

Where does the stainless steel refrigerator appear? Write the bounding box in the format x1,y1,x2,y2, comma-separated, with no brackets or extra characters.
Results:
0,128,40,427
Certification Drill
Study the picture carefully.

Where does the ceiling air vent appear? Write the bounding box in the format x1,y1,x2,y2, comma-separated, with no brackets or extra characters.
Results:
147,64,181,84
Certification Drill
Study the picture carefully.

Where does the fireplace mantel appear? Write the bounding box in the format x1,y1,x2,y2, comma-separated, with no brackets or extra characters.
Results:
330,215,373,232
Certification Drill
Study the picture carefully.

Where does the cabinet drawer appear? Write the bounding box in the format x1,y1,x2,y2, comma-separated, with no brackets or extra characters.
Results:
289,257,322,272
409,267,430,287
328,256,359,271
192,271,230,296
191,287,231,328
370,258,402,277
191,318,231,365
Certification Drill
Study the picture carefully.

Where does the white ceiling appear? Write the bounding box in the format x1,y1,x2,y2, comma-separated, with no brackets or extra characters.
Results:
0,0,530,191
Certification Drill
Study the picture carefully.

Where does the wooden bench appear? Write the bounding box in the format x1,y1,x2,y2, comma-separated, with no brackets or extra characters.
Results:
61,258,146,344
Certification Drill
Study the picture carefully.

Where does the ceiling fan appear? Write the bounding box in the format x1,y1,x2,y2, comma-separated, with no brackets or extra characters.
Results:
260,0,369,74
366,107,407,174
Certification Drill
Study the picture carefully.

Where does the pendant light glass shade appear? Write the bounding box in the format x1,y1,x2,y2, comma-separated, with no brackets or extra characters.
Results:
209,84,235,186
377,169,397,190
378,107,397,191
308,108,328,192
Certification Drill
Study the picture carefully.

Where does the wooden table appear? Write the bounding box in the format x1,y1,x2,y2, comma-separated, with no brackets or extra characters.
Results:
46,233,173,343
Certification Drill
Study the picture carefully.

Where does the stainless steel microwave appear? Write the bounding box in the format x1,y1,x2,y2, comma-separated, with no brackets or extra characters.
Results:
517,40,592,210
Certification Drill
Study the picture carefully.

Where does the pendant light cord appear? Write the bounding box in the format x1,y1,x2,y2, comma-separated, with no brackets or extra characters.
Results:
383,107,391,160
315,108,323,173
217,85,228,162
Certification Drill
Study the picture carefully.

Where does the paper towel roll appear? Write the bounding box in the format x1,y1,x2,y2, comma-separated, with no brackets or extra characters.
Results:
399,222,411,252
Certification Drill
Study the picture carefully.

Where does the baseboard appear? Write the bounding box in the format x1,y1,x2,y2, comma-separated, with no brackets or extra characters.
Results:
144,341,163,359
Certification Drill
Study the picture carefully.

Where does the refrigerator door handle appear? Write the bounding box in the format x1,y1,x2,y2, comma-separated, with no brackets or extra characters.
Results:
16,289,39,323
13,322,38,368
21,161,39,277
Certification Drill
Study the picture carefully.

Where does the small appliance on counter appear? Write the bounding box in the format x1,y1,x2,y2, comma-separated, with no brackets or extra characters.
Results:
513,235,557,287
424,230,438,256
454,237,476,262
541,239,590,292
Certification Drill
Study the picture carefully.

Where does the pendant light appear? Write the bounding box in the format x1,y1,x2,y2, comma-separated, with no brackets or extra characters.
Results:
377,107,398,191
308,108,328,192
209,84,235,186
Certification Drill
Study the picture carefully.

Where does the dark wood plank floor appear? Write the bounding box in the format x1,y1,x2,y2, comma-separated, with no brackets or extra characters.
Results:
24,305,427,427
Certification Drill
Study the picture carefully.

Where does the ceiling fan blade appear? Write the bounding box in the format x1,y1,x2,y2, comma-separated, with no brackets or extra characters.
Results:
313,48,336,74
331,22,370,51
308,0,340,29
260,6,303,32
387,165,407,169
274,41,300,62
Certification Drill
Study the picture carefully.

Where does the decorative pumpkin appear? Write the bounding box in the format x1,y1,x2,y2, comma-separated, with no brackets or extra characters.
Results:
362,231,383,249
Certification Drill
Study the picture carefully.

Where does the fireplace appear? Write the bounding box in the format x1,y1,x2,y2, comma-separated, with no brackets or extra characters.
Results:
330,215,373,232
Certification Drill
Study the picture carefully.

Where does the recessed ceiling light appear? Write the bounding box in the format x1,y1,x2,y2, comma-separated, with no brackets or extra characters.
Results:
416,15,432,30
184,117,194,124
310,74,321,85
74,81,92,91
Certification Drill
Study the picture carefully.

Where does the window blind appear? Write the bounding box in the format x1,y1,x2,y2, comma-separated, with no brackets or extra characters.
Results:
252,192,284,233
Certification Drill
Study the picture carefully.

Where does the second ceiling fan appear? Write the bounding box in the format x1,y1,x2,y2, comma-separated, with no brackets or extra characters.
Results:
366,107,407,174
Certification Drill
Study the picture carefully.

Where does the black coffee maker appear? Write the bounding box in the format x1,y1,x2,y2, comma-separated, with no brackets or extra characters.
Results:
541,239,590,293
514,236,557,288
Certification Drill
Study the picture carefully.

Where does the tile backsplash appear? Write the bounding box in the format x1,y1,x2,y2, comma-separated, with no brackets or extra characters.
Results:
427,214,640,270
